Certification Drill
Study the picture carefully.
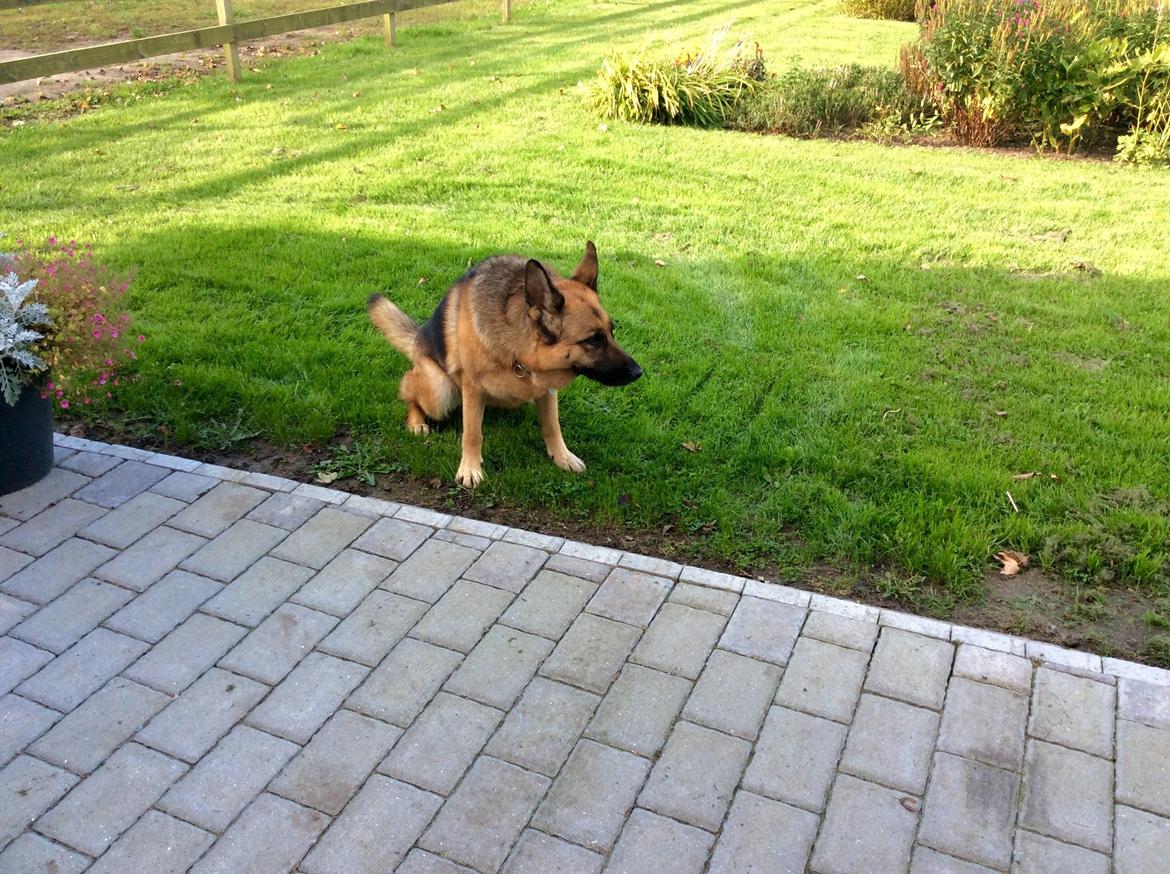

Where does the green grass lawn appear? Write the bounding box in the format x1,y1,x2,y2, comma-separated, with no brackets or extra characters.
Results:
2,0,1169,629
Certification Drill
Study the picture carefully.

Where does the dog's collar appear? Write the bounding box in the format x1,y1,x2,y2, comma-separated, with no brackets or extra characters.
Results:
512,360,532,379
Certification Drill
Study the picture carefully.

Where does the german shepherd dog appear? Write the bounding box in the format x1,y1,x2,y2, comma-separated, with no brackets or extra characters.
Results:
368,241,642,487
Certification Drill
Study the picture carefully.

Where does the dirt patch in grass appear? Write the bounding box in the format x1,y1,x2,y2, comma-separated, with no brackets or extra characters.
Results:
64,421,1170,668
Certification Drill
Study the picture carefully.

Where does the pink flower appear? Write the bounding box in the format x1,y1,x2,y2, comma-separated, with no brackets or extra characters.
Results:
93,330,102,339
46,381,54,390
60,399,69,409
137,335,145,343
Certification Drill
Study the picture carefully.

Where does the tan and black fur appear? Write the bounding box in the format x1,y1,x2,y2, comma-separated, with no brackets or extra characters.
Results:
368,241,641,487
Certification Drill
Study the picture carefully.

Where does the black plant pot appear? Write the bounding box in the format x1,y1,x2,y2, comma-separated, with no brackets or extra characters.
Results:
0,382,54,496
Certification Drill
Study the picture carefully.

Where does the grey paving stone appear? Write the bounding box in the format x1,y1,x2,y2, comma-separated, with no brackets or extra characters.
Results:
2,538,117,604
499,569,597,640
0,832,88,874
708,790,819,874
544,552,612,582
938,677,1027,770
35,742,187,856
485,677,599,776
168,482,269,538
434,528,491,551
1020,740,1113,853
399,849,478,874
533,739,651,851
503,526,563,551
447,516,506,539
776,636,868,723
123,613,248,694
954,643,1033,693
381,539,479,604
409,579,514,653
301,777,440,874
348,515,429,562
742,705,848,813
346,637,463,727
93,526,206,592
916,752,1020,869
1117,719,1170,817
0,517,15,536
865,627,954,709
504,829,604,874
72,460,168,509
1013,829,1110,874
0,498,107,556
201,556,315,626
180,520,288,582
104,569,221,643
464,541,547,593
585,567,671,627
608,808,713,874
0,591,36,635
540,612,641,694
247,492,326,530
1120,677,1170,730
379,692,503,795
394,504,450,527
803,609,879,652
619,551,683,579
0,693,57,768
0,467,87,521
59,450,121,477
318,589,428,666
420,757,550,872
220,602,338,684
683,649,782,740
840,694,940,794
1115,806,1170,874
292,548,396,616
631,602,725,680
560,540,623,565
30,677,168,774
640,721,751,831
585,663,691,757
88,810,215,874
17,628,147,711
0,755,79,847
159,725,299,832
719,596,806,665
150,470,218,502
668,580,740,616
0,637,53,697
190,793,329,874
810,774,917,874
342,494,403,519
0,545,33,587
79,491,185,549
1028,667,1115,758
246,652,368,744
910,847,998,874
443,624,554,710
136,667,269,762
269,709,400,815
12,578,133,652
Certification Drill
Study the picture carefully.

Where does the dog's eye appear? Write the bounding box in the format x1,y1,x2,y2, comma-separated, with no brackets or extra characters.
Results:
583,332,606,348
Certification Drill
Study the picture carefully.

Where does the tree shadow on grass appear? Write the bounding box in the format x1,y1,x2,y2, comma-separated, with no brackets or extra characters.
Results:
101,221,1170,600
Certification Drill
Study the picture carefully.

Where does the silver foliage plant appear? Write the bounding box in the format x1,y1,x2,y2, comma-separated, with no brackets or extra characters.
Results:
1,245,53,407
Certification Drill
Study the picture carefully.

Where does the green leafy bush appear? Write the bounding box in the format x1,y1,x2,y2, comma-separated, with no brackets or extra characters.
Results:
902,0,1170,153
584,28,767,126
840,0,916,22
730,64,937,138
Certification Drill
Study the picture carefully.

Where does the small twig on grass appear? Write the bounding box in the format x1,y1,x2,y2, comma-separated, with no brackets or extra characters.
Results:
1006,490,1019,513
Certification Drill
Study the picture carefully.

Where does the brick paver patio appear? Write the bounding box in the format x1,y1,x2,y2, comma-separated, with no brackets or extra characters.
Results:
1,435,1168,873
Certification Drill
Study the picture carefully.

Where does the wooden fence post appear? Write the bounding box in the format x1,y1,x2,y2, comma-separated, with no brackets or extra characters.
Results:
216,0,240,82
502,0,510,23
382,11,396,46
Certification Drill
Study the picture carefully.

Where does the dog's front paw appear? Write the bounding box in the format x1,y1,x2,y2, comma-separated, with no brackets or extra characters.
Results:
407,422,430,436
456,461,485,488
553,451,586,474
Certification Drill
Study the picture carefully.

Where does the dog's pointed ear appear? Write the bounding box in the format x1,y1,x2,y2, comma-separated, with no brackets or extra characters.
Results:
571,240,598,291
525,259,564,313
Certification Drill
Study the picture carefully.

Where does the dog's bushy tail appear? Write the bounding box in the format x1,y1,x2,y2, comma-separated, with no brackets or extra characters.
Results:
367,294,418,359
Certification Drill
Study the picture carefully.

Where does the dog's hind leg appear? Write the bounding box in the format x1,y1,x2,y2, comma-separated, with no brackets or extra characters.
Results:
399,357,458,435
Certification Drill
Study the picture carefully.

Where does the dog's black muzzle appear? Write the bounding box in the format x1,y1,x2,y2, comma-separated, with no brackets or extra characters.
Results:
577,357,643,387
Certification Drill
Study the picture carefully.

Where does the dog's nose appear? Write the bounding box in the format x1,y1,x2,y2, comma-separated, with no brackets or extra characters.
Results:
628,362,643,381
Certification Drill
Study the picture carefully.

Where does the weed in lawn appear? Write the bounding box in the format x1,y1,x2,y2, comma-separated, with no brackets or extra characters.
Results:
1142,608,1170,629
1145,634,1170,666
313,437,402,486
190,410,263,452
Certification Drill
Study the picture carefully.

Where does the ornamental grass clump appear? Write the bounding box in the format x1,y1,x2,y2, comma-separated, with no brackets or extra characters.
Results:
585,27,767,126
10,238,142,411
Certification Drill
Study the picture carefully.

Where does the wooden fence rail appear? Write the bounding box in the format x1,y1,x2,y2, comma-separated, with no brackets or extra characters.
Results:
0,0,509,85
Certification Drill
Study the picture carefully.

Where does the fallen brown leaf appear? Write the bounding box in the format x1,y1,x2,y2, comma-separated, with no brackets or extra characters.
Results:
654,259,666,267
996,550,1030,577
1013,472,1038,481
682,442,701,453
899,797,919,813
